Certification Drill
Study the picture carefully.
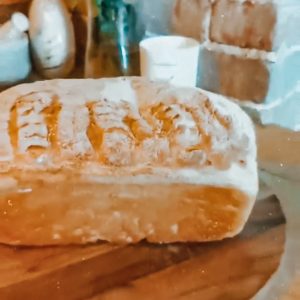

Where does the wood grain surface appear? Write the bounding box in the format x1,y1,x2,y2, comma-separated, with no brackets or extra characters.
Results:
0,196,285,300
253,127,300,300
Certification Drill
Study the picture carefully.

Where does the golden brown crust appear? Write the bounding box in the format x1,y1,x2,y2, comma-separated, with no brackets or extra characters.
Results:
0,77,258,245
0,77,253,171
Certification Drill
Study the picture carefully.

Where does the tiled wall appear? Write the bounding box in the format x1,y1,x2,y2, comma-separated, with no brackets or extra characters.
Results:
171,0,300,105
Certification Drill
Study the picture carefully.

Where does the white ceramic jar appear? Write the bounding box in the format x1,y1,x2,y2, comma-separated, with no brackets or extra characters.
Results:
0,37,31,84
140,35,200,87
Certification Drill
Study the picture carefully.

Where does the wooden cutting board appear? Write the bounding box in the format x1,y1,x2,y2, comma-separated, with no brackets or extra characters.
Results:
0,99,290,299
0,196,285,300
0,80,297,300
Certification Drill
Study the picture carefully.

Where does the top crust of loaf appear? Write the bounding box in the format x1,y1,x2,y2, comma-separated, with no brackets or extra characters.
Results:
0,77,257,196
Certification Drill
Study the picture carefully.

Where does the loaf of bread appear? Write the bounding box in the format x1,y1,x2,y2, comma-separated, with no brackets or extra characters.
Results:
0,77,258,245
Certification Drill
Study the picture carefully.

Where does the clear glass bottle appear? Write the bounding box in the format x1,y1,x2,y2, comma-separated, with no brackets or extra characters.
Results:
85,0,141,78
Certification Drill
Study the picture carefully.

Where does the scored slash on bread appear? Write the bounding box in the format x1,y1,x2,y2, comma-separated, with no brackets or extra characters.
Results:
1,78,251,169
0,77,258,245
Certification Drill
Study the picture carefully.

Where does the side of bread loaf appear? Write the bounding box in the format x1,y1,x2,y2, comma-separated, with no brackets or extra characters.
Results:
0,77,258,245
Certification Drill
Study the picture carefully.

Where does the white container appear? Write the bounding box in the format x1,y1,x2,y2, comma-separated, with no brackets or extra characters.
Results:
29,0,75,79
140,36,200,87
0,36,31,85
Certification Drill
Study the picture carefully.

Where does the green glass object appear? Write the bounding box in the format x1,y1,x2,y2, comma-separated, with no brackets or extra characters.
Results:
96,0,140,76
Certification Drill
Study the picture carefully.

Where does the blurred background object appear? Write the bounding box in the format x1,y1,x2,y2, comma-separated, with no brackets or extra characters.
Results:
0,0,30,24
84,0,141,78
140,35,200,87
0,12,29,40
169,0,300,131
171,0,210,41
0,12,31,86
29,0,76,79
65,0,98,77
0,0,172,81
0,0,299,132
135,0,173,38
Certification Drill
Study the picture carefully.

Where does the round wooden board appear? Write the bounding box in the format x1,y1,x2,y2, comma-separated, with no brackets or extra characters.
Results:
0,196,285,300
0,78,298,300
